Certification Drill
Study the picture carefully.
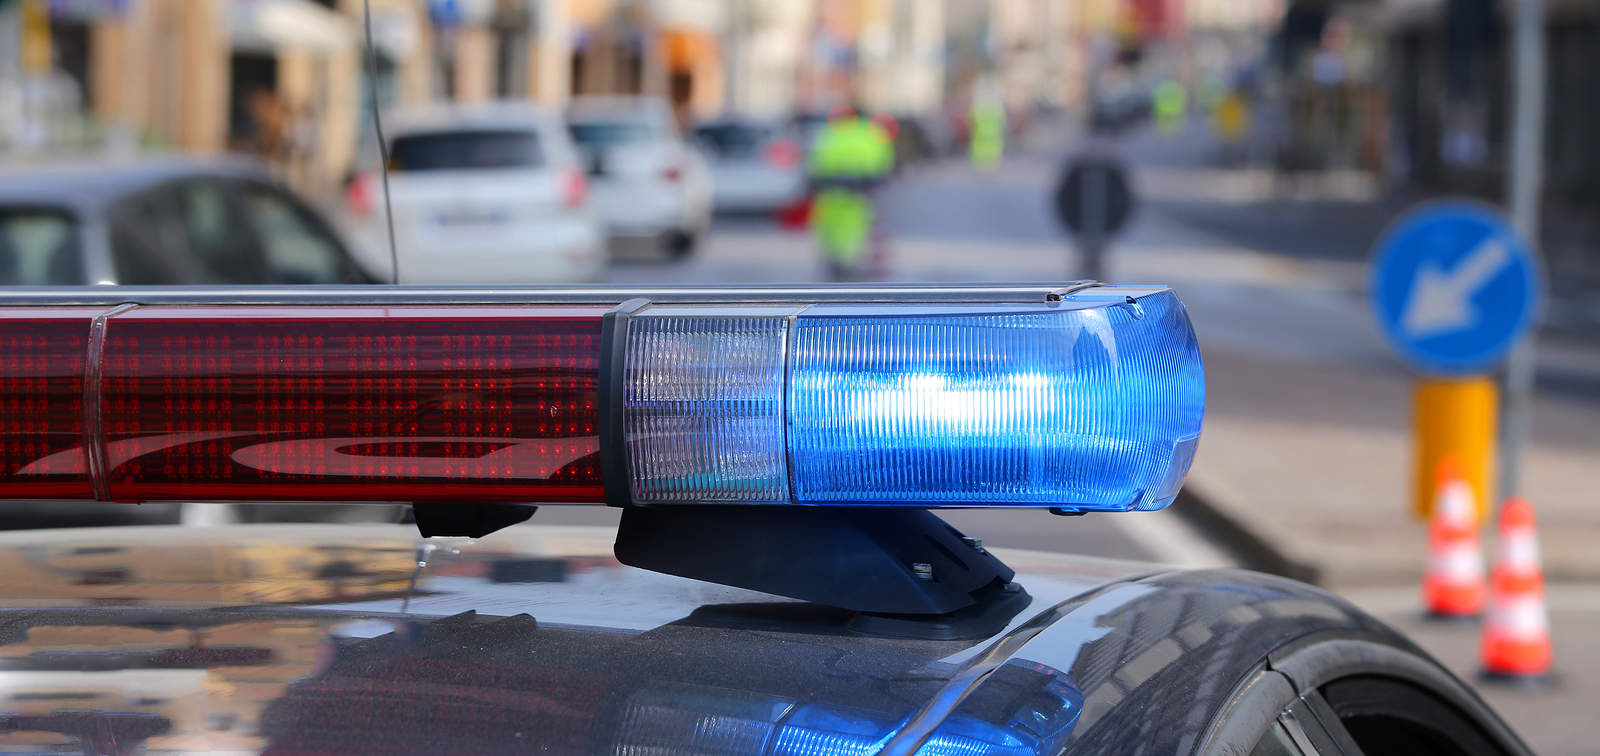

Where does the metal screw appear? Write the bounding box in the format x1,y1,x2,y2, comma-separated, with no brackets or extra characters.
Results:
912,562,934,581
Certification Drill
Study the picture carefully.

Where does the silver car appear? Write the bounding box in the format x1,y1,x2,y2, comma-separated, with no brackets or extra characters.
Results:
566,96,713,259
348,101,606,284
694,117,807,214
0,157,373,286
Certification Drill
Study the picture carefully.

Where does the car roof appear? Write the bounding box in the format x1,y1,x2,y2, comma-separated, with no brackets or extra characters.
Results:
694,116,783,131
0,155,271,213
0,522,1419,753
566,95,674,122
381,100,565,137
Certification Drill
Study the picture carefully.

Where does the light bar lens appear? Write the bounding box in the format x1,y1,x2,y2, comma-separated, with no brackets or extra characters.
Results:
788,293,1202,511
0,308,99,498
623,311,790,503
99,306,606,502
0,288,1201,510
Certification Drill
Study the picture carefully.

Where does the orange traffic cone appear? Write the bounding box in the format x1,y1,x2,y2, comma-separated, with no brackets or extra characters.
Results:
1481,497,1551,679
1422,458,1485,617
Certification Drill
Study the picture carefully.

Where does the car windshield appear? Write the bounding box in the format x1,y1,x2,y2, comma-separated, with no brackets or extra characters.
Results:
387,130,543,171
0,209,80,284
567,120,658,148
694,122,774,156
792,113,829,142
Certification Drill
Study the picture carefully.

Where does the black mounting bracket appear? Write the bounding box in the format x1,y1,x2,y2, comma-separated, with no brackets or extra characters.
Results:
412,502,536,538
614,506,1017,616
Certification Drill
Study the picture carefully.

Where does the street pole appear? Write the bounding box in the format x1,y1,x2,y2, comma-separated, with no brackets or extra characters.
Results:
1499,0,1545,504
1078,164,1106,281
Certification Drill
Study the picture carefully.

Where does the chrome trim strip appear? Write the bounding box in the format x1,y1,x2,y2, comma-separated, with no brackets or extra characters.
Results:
0,282,1167,307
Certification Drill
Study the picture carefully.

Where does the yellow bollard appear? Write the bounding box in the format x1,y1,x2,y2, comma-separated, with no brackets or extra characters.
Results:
1413,377,1498,523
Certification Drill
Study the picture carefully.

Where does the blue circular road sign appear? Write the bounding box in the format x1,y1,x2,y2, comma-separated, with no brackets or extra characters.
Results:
1370,202,1541,375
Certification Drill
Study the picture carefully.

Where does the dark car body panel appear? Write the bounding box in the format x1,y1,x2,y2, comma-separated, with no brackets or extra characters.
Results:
0,157,371,286
0,523,1521,754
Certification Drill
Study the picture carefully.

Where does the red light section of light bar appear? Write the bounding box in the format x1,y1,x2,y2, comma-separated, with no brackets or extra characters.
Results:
0,308,100,498
97,306,607,502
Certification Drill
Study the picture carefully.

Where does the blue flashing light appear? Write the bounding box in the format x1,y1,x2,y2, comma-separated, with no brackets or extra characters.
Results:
619,289,1204,511
788,290,1203,511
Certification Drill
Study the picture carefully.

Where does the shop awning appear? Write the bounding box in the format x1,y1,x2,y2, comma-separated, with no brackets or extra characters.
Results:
229,0,355,55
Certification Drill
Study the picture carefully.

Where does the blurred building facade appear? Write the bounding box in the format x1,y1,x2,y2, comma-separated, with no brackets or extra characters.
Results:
1,0,576,187
4,0,1294,193
721,0,810,117
1262,0,1599,292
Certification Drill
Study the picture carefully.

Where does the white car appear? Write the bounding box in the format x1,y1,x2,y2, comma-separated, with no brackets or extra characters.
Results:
693,117,807,213
347,101,605,283
566,97,712,259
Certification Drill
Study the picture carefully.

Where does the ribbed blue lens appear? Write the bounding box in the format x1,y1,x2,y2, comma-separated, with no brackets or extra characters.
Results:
786,290,1203,511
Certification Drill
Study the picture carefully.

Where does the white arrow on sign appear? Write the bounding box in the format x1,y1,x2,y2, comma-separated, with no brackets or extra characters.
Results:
1400,236,1512,338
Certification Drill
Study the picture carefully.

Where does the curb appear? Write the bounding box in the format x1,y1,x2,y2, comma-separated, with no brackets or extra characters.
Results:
1172,483,1321,585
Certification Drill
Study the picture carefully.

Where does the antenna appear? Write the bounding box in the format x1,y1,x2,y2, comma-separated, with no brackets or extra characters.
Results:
362,0,400,284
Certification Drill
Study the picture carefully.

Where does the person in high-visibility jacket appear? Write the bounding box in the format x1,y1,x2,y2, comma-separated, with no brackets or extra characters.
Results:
1152,79,1188,135
807,111,895,281
968,101,1006,171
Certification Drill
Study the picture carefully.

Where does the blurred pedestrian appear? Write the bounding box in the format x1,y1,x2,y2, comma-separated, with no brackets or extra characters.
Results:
1152,79,1188,135
807,106,895,281
245,89,289,169
968,100,1006,171
1213,87,1251,164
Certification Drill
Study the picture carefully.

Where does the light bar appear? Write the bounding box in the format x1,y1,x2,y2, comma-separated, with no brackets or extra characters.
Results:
0,285,1202,511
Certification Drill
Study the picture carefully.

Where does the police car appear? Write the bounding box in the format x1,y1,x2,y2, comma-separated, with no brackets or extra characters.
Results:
0,284,1528,755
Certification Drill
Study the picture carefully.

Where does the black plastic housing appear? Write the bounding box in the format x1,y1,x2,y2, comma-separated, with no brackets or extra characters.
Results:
614,505,1016,616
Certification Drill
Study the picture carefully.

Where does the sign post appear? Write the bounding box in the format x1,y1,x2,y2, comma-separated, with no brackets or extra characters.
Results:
1500,0,1546,505
1412,377,1497,523
1371,202,1540,522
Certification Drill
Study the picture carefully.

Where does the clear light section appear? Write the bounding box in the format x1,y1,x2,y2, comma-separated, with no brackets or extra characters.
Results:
787,290,1204,511
624,314,789,503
